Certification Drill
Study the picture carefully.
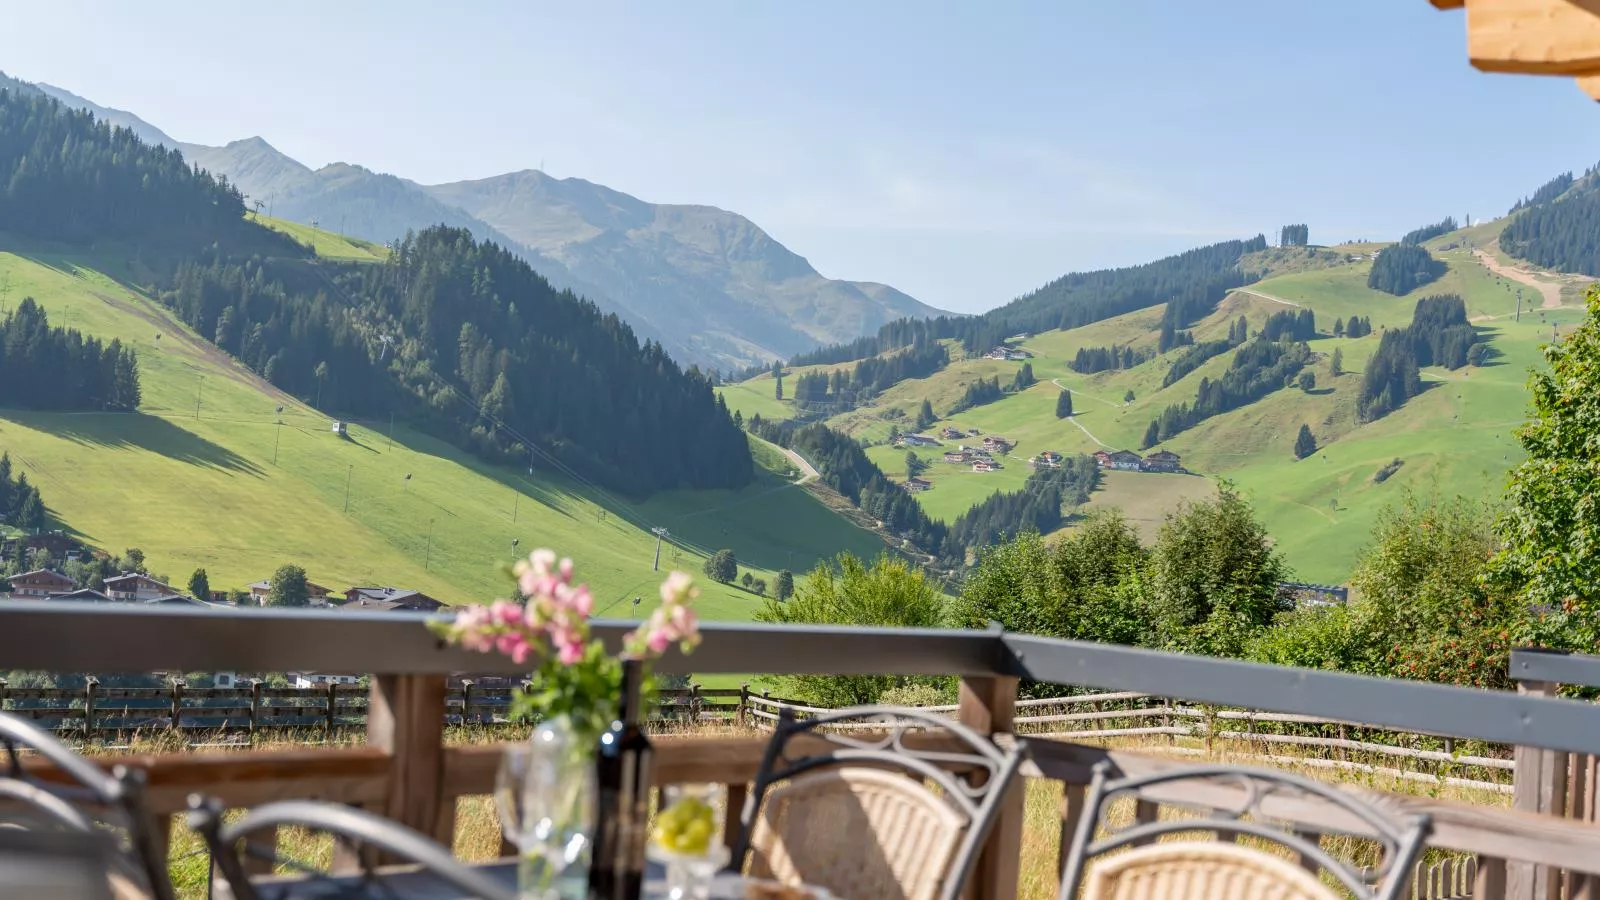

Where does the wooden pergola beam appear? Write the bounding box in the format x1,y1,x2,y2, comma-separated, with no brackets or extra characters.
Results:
1577,72,1600,99
1465,0,1600,76
1430,0,1465,9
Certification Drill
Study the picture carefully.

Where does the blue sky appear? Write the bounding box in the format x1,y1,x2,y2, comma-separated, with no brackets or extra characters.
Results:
4,1,1600,313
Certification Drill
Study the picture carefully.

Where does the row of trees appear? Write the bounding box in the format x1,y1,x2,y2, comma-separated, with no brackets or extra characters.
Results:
1400,217,1458,246
1356,295,1476,422
163,227,752,497
1368,244,1445,295
940,457,1100,566
1501,169,1600,275
788,336,949,412
1279,224,1309,247
1259,309,1316,342
1333,316,1372,338
1141,338,1313,447
0,89,261,248
1160,314,1255,389
1509,171,1574,214
784,425,948,554
949,377,1004,415
1070,344,1153,374
0,453,45,532
0,299,140,411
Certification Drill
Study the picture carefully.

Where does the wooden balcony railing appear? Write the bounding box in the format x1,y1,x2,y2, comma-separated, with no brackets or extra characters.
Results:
3,602,1600,899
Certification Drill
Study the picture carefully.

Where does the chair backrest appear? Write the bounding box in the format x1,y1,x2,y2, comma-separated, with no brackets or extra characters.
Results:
1056,761,1433,900
0,828,120,900
0,712,174,900
188,797,518,900
1084,842,1342,900
730,705,1023,900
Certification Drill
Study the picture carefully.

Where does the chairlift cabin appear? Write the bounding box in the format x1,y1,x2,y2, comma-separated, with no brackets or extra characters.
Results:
331,420,348,437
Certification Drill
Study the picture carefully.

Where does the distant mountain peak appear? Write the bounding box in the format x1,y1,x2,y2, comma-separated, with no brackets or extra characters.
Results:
16,71,941,370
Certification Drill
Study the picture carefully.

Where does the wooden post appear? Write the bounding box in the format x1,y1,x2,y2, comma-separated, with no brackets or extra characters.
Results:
248,679,263,738
725,782,749,852
324,682,337,740
1057,782,1087,882
1512,680,1565,900
460,679,474,725
368,674,449,845
1478,857,1508,900
690,683,702,724
83,677,97,738
169,677,184,732
958,674,1020,900
737,682,749,729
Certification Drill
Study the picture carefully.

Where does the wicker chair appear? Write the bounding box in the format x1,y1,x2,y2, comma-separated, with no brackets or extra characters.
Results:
729,705,1023,900
1057,761,1432,900
189,797,518,900
0,711,175,900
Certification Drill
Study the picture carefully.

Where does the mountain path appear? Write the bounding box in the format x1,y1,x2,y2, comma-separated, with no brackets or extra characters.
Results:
1230,287,1304,308
1065,414,1110,448
1473,245,1565,310
1050,379,1124,409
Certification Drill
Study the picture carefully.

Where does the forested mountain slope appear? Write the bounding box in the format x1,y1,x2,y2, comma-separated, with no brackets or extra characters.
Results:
0,86,876,610
0,87,750,497
0,70,935,372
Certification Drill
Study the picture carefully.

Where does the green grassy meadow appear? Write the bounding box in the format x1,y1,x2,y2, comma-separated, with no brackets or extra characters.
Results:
720,230,1594,583
0,240,879,627
251,214,388,263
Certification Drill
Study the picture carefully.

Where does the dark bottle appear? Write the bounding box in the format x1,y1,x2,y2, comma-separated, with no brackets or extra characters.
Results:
588,659,652,900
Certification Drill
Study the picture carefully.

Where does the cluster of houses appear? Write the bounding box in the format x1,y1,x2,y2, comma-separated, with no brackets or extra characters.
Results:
3,569,444,613
1094,449,1184,474
895,426,983,449
1029,450,1064,469
983,346,1032,362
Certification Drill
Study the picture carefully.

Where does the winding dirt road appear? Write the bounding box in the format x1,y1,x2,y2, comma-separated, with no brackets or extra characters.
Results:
1474,246,1565,310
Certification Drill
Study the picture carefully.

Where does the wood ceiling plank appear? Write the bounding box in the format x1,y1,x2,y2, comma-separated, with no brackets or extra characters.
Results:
1467,0,1600,74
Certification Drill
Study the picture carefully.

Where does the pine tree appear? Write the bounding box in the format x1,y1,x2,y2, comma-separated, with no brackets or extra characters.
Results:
188,568,210,601
1333,317,1345,338
915,399,936,431
15,488,43,533
1331,347,1344,376
774,372,783,400
1294,424,1317,460
775,569,794,601
1141,420,1161,450
1055,389,1073,419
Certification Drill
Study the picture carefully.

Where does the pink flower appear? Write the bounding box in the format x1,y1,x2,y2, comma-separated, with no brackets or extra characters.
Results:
647,630,671,654
571,585,593,618
557,640,585,665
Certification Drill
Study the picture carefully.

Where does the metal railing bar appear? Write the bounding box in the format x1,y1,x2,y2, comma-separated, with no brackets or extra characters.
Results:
1004,633,1600,756
1511,647,1600,688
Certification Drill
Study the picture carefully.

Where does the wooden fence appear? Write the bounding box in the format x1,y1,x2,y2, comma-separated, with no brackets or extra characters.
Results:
9,605,1600,900
14,679,1518,801
741,690,1516,795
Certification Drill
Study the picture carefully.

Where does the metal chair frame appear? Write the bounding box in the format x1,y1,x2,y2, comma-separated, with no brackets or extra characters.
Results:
189,797,518,900
1057,761,1433,900
728,704,1023,900
0,711,175,900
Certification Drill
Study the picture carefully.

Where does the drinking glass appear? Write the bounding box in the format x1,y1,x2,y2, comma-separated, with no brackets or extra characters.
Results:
495,718,594,899
648,783,731,900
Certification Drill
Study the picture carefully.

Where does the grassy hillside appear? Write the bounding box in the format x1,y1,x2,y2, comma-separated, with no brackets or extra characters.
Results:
251,213,388,263
721,224,1596,583
0,240,880,621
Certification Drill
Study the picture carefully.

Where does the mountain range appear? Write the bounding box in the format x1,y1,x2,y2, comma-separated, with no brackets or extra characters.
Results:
0,71,941,370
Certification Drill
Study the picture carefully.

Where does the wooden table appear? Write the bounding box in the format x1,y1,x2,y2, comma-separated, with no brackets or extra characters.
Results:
242,860,768,899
